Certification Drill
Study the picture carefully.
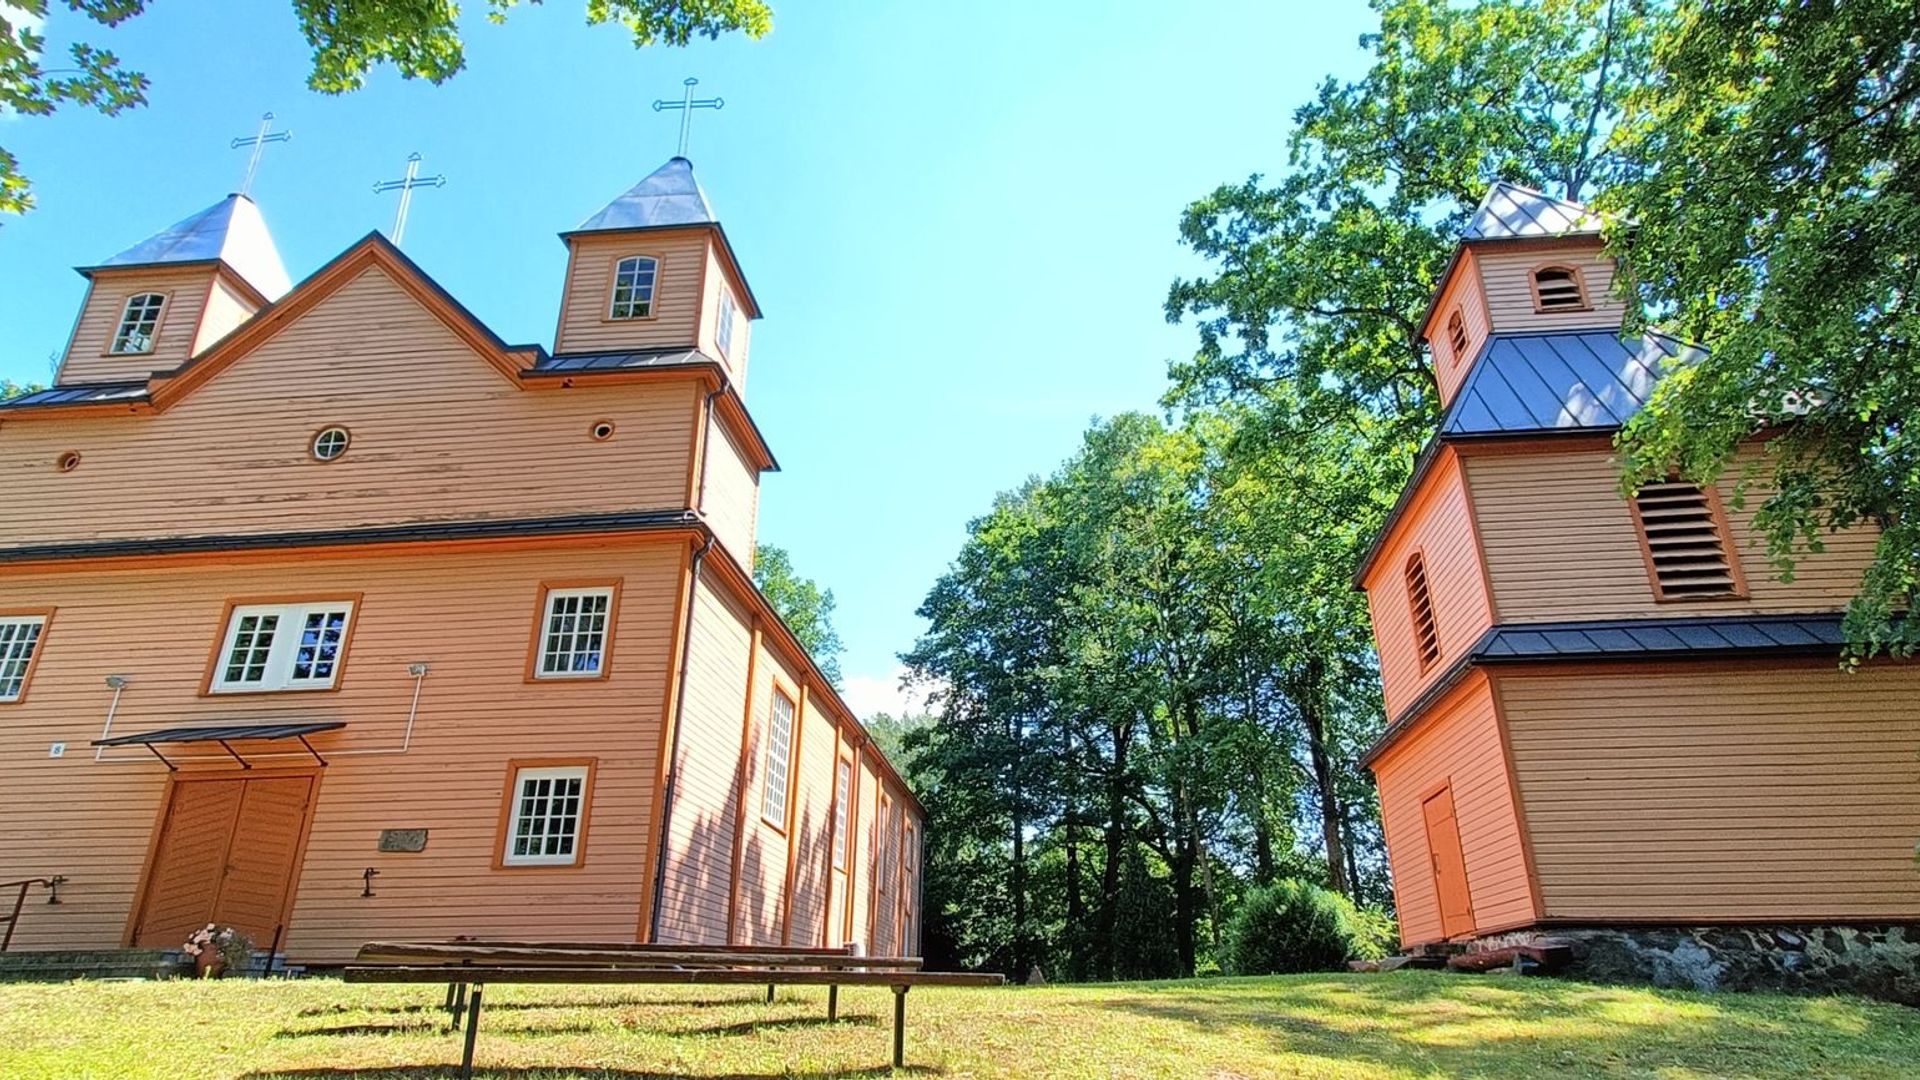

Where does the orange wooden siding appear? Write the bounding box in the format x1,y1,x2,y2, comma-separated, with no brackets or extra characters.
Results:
1363,447,1497,719
698,245,752,387
1463,444,1878,622
1371,672,1535,946
58,266,226,384
0,265,700,548
1428,248,1492,408
0,540,679,962
653,576,753,945
784,699,839,944
1474,241,1627,333
1497,664,1920,921
699,418,762,570
554,231,711,355
192,271,264,356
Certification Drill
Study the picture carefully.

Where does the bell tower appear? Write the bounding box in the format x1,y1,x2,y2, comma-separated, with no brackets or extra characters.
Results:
59,194,291,386
553,158,762,388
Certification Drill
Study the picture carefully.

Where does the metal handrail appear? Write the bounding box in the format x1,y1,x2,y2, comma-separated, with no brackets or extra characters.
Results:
0,877,64,952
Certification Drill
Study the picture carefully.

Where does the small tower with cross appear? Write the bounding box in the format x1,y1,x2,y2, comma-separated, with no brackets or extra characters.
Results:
550,79,760,386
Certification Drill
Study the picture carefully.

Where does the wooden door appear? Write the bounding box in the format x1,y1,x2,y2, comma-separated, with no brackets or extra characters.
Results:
1421,784,1475,939
134,773,315,950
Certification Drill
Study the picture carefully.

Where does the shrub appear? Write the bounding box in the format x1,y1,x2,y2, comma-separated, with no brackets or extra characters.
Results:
1223,879,1381,974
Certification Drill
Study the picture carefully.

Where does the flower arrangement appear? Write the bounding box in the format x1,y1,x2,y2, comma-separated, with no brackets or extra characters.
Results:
182,924,254,977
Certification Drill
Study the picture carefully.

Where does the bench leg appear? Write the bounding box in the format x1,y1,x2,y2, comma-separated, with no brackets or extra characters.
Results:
451,983,469,1029
827,984,838,1022
892,985,909,1070
766,983,775,1004
460,985,484,1080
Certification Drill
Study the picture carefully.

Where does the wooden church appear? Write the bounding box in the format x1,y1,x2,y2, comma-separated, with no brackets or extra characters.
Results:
1358,183,1920,993
0,159,923,965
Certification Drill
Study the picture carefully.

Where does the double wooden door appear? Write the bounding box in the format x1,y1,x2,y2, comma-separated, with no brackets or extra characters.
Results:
132,772,316,951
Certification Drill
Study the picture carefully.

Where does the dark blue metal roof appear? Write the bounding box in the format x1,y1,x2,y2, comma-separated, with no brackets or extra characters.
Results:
1442,331,1701,436
0,382,149,410
529,348,716,374
1471,614,1848,662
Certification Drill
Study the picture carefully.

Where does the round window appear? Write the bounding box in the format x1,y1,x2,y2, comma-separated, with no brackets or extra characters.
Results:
590,420,617,441
56,450,82,473
312,426,351,462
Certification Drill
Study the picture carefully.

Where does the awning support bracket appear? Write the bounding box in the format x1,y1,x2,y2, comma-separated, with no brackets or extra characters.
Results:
215,739,253,770
144,743,178,772
296,734,328,767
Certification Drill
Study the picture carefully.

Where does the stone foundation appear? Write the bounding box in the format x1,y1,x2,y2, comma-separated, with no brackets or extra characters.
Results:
1476,924,1920,1005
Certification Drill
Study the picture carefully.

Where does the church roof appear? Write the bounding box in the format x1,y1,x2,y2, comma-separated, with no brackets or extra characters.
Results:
88,194,292,300
1441,329,1700,437
573,157,717,233
1462,181,1602,241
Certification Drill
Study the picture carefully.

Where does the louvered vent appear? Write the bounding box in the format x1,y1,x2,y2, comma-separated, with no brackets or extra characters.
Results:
1405,554,1442,668
1531,266,1587,311
1633,481,1741,599
1447,309,1469,365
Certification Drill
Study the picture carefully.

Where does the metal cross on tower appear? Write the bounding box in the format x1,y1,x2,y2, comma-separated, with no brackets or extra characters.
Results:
230,112,292,197
652,77,724,157
371,152,447,246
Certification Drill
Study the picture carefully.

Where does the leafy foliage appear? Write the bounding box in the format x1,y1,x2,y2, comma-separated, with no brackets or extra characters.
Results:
1221,879,1364,975
0,379,44,401
752,544,843,686
0,0,772,217
1604,0,1920,657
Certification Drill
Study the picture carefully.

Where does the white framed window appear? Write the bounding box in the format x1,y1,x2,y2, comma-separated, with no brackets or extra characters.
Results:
608,256,659,320
210,601,354,693
503,764,590,866
716,289,737,357
761,689,796,830
533,586,614,679
111,293,166,354
0,615,48,702
832,757,853,869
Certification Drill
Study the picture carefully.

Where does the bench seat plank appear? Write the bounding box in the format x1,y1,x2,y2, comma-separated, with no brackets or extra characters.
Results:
343,965,1003,988
356,942,924,970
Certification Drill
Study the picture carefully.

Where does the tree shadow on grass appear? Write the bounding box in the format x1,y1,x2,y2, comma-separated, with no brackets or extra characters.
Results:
1101,974,1915,1078
299,995,772,1019
243,1060,933,1068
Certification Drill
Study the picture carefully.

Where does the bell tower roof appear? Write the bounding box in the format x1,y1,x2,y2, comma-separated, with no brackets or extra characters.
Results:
1462,181,1602,242
87,193,292,300
573,156,717,233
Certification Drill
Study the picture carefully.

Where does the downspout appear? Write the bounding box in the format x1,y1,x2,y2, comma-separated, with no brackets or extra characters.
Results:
649,531,714,942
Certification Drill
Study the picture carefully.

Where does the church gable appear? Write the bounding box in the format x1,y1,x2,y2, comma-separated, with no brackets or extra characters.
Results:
0,251,703,550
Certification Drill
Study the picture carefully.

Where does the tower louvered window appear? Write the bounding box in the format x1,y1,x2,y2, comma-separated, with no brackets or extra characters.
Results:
1530,266,1588,311
1632,481,1742,599
1446,309,1469,366
1405,554,1441,670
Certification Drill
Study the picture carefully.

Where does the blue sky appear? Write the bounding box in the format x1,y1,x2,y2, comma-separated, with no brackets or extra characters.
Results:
1,1,1375,716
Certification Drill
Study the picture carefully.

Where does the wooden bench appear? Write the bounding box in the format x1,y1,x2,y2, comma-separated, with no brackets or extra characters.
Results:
344,940,1005,1076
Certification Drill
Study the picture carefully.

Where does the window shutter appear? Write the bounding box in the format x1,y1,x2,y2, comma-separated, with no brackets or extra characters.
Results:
1633,481,1741,599
1405,554,1441,669
1531,267,1587,311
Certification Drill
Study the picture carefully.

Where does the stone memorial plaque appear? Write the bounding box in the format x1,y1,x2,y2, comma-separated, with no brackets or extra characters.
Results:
378,828,428,853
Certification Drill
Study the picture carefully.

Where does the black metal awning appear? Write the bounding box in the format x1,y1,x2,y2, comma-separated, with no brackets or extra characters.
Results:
92,721,346,770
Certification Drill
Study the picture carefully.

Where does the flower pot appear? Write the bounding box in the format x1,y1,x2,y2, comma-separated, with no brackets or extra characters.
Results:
195,950,226,979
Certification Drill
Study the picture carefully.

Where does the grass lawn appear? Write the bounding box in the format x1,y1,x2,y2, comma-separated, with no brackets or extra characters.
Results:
0,972,1917,1079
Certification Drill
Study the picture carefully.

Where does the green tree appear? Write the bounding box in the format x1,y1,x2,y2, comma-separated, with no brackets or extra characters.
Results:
1,0,772,216
1603,0,1920,657
1164,0,1661,453
752,544,843,686
0,379,43,401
